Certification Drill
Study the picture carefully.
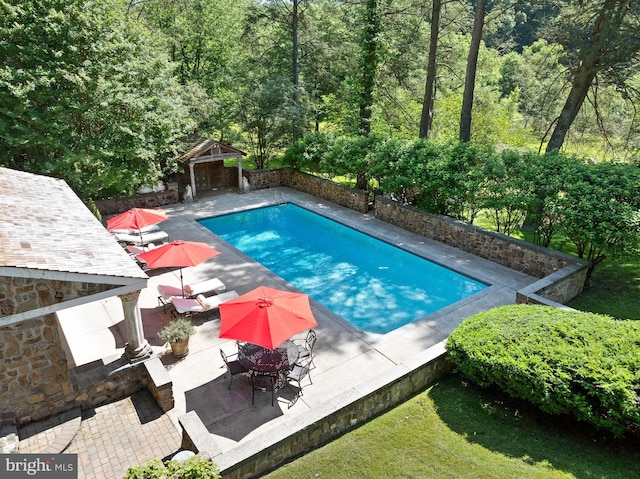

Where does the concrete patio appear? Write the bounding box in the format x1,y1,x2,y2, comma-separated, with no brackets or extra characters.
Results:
36,186,538,475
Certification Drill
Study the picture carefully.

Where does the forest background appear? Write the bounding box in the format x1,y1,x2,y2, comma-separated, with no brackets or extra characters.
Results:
2,0,640,199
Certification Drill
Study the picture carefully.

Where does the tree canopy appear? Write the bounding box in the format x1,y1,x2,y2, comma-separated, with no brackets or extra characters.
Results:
0,0,196,199
2,0,640,199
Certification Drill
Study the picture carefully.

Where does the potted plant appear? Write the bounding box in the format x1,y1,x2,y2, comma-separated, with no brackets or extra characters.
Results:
158,315,196,358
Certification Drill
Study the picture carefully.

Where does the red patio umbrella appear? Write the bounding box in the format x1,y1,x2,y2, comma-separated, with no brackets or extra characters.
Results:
219,286,318,350
137,240,221,296
106,207,168,243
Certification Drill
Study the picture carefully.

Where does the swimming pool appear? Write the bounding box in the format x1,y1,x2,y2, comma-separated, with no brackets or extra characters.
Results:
199,204,487,334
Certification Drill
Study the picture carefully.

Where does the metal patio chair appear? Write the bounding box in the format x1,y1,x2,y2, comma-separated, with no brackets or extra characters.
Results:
220,349,248,390
287,356,313,396
251,372,277,406
294,329,317,368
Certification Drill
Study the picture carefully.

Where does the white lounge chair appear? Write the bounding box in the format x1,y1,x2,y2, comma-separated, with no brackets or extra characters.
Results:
157,278,227,311
109,224,160,235
171,290,239,317
112,229,169,246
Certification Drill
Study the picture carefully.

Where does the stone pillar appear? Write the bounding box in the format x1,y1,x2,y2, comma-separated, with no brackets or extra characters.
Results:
237,156,243,191
119,290,152,363
189,162,197,199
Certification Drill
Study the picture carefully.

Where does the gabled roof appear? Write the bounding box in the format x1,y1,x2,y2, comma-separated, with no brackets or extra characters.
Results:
0,167,147,281
177,137,246,164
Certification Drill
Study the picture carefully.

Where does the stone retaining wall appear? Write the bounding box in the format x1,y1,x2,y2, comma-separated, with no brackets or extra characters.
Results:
244,169,369,213
374,196,571,278
373,195,588,305
181,343,452,479
70,355,173,413
240,170,587,305
95,183,179,217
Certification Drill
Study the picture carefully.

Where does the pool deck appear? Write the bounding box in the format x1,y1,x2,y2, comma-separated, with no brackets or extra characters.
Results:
33,187,538,476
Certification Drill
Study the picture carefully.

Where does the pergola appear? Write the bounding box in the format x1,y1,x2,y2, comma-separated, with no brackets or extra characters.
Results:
177,138,246,199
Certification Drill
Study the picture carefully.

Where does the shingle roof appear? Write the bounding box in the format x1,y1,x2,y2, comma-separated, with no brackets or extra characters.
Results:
177,137,246,164
0,167,147,280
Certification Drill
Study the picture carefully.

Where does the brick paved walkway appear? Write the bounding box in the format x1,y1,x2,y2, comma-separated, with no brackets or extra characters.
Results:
19,390,181,479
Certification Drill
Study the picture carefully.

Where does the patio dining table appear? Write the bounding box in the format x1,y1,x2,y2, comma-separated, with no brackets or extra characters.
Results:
238,341,299,389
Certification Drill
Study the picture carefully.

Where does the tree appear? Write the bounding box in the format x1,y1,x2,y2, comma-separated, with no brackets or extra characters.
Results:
459,0,487,142
135,0,248,139
0,0,195,199
558,161,640,278
545,0,640,152
238,75,296,168
419,0,442,138
358,0,383,139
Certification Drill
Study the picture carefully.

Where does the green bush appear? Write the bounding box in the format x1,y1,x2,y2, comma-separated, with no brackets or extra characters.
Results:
446,305,640,436
123,455,220,478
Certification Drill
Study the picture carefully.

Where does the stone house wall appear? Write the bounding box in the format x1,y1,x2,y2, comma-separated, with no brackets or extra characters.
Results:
1,311,167,426
0,276,117,317
0,277,161,426
1,314,74,425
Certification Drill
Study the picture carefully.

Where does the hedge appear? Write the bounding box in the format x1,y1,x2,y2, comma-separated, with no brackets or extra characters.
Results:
446,305,640,436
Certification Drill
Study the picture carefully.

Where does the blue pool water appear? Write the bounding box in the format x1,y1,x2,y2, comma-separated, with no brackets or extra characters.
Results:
199,204,487,334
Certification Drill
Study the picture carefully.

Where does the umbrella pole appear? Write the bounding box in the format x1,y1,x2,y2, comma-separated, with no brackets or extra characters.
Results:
180,268,185,297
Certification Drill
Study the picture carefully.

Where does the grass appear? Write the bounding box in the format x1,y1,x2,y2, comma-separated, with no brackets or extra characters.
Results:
568,254,640,320
264,375,640,479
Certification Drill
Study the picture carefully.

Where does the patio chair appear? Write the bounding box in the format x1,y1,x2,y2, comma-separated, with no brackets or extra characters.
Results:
220,349,248,390
170,290,239,318
294,329,317,368
287,356,313,396
251,372,277,406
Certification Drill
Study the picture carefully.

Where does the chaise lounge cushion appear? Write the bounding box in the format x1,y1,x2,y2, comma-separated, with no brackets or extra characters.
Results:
171,290,240,314
157,278,226,301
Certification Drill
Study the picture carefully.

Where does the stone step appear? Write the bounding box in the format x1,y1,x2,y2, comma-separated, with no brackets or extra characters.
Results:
0,425,19,453
17,408,82,454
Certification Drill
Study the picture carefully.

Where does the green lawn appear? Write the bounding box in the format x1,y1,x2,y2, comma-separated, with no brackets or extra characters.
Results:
568,254,640,320
265,376,640,479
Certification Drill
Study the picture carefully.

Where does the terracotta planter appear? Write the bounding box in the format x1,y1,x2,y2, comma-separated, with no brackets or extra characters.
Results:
170,339,190,358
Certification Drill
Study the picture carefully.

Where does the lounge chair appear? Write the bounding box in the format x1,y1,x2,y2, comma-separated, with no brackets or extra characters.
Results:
112,229,169,246
171,290,239,317
157,278,227,311
125,245,154,269
109,224,160,235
